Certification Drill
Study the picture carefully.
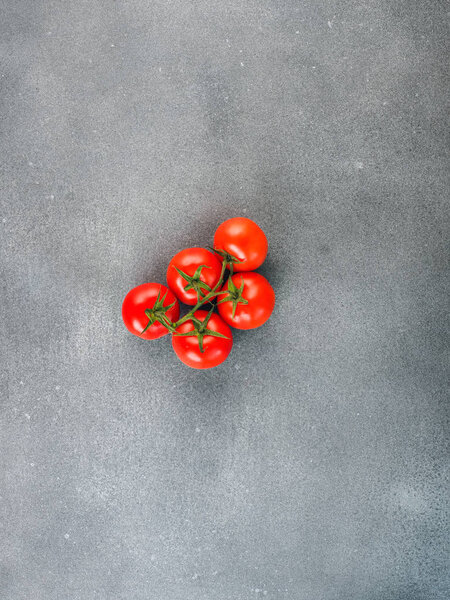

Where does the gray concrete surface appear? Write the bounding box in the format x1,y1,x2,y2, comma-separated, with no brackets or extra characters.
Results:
1,1,449,599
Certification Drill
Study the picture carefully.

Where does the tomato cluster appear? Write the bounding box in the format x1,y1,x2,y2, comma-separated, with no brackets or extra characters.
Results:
122,217,275,369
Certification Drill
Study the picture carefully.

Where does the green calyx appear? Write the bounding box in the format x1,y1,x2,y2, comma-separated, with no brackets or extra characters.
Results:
153,251,241,335
170,258,228,329
173,305,229,353
216,275,248,318
209,247,243,276
142,288,177,334
175,264,212,302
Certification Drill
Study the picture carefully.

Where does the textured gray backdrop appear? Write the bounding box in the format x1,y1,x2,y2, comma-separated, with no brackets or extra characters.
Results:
1,1,449,599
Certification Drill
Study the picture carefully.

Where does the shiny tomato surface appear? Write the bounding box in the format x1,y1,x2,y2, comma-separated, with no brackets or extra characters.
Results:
167,247,222,305
218,272,275,330
172,310,232,369
213,217,268,272
122,283,179,339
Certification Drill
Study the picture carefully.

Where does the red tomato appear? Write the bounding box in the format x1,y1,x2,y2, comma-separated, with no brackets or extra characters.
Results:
213,217,268,272
122,283,179,340
172,309,233,369
167,247,223,305
217,272,275,330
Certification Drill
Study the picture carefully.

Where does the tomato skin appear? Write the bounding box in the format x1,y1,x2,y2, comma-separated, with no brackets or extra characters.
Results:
218,272,275,330
122,283,179,340
172,310,233,369
213,217,268,272
167,247,222,305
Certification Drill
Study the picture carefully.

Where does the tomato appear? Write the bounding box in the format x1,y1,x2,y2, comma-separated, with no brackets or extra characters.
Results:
167,247,223,305
122,283,179,340
217,272,275,329
213,217,268,272
172,309,233,369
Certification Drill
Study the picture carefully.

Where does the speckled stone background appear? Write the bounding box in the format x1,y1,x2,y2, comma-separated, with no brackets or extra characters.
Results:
1,1,449,599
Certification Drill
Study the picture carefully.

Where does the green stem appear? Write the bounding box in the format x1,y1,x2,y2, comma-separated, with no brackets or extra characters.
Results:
172,258,229,328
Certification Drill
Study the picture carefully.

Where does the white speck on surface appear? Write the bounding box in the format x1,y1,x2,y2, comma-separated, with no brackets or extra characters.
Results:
355,161,364,169
240,62,244,67
195,427,201,433
110,43,115,47
24,413,31,420
2,218,6,223
55,385,60,391
64,533,70,539
30,462,35,467
192,573,199,580
19,380,24,385
328,21,333,28
295,30,300,34
28,162,33,166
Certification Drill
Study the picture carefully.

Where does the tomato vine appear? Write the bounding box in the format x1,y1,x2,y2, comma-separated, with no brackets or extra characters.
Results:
122,217,274,369
145,253,232,334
